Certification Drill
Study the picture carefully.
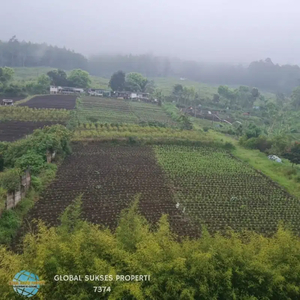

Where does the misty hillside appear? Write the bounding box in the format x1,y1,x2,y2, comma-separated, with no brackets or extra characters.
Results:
0,38,299,94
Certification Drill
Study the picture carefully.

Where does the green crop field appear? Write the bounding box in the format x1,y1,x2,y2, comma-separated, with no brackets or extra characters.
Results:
77,96,178,125
154,145,300,235
77,96,138,123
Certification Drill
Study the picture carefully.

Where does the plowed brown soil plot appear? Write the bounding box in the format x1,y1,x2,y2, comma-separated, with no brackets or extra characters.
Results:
0,121,65,142
19,95,76,109
13,142,199,249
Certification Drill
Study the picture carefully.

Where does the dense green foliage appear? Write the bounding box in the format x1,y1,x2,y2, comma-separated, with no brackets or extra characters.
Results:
1,198,300,299
67,69,91,88
125,72,149,92
0,168,21,193
109,70,126,91
0,125,69,244
3,125,71,170
0,36,88,70
47,69,69,86
283,142,300,167
0,164,58,244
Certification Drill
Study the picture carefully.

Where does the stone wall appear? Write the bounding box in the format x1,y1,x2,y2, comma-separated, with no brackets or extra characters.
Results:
4,170,31,212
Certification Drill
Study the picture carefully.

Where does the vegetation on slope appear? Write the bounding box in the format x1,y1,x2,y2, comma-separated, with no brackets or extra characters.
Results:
1,197,300,299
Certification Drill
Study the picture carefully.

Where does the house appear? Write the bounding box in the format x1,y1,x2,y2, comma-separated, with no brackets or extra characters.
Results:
2,99,13,106
50,86,85,95
114,91,131,99
73,88,85,93
50,86,59,94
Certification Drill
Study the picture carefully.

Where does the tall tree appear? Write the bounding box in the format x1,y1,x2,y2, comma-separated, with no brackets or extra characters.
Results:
0,67,14,86
291,86,300,109
172,84,184,103
283,142,300,167
109,70,125,91
47,69,68,86
125,72,148,92
68,69,91,88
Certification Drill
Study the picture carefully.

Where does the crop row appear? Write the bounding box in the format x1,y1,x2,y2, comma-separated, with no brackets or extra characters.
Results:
72,125,208,141
154,145,300,235
0,106,70,122
77,96,178,125
14,143,200,243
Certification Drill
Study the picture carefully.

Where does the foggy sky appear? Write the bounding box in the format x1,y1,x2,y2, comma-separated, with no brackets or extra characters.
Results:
0,0,299,65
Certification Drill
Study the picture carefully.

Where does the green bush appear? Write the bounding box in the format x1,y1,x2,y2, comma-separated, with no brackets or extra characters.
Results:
30,176,43,192
15,150,45,176
3,125,71,168
224,142,236,150
240,135,272,153
2,200,300,299
0,168,21,193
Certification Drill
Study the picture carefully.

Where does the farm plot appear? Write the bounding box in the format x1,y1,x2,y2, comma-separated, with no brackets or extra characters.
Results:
0,121,65,142
0,106,70,122
129,102,178,125
154,145,300,236
78,96,138,123
14,143,199,245
19,95,76,110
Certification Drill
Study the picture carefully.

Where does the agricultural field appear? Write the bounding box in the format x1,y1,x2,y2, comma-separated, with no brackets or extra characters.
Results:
129,101,177,125
78,96,138,123
0,121,65,142
78,96,177,125
0,106,70,122
13,142,200,247
19,95,77,110
13,141,300,251
154,145,300,235
73,124,207,141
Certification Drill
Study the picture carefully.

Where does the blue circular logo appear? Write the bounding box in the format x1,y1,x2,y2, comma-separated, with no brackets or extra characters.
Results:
12,270,40,297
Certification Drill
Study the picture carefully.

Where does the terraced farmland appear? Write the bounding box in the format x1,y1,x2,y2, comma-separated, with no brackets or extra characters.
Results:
13,142,200,248
19,95,76,109
155,145,300,235
78,96,138,123
13,141,300,251
0,121,65,142
129,101,177,125
78,96,177,125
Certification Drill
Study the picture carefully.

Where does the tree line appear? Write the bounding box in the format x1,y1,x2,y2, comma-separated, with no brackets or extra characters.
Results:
1,38,300,94
0,36,88,70
91,56,300,94
0,67,92,97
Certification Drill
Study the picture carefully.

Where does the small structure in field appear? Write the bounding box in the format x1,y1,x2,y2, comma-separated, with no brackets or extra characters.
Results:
2,99,14,106
50,86,85,95
88,89,111,97
50,86,59,94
